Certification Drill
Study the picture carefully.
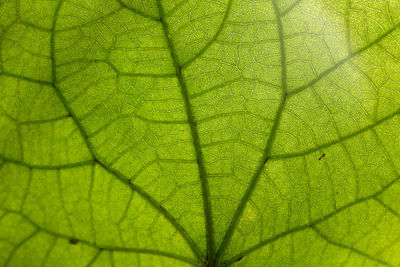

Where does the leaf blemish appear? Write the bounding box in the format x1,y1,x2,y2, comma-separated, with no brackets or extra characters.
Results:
69,238,79,245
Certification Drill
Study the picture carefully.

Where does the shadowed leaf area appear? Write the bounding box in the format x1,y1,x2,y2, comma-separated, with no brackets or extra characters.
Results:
1,0,400,266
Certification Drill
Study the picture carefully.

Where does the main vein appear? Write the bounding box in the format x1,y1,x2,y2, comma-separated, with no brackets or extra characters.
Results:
156,0,215,264
48,0,203,262
216,0,288,261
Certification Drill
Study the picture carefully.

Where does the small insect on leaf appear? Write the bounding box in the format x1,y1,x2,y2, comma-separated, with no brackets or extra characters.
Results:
318,153,326,160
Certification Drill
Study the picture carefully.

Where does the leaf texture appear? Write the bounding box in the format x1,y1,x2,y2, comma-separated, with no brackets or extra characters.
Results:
1,0,400,266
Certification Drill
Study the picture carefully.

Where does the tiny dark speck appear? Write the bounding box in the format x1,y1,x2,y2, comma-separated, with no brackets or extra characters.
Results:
318,153,326,160
69,238,79,245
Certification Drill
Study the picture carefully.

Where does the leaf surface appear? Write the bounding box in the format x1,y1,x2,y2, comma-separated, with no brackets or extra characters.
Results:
1,0,400,266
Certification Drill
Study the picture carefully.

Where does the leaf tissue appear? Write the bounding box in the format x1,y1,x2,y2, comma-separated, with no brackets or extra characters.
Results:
1,0,400,266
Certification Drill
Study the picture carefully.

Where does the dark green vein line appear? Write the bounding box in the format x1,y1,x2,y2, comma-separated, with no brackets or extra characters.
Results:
87,114,132,139
189,79,245,99
40,235,57,267
119,72,176,78
19,168,32,212
222,173,400,266
86,250,102,267
114,0,160,21
280,0,303,18
15,0,20,19
110,251,116,267
310,86,359,202
270,109,400,160
311,226,392,266
19,115,71,125
196,111,272,125
135,114,187,124
50,0,63,84
1,209,199,266
181,0,233,69
3,229,39,267
56,169,76,236
0,27,6,72
373,198,400,220
217,94,287,262
0,155,94,170
274,1,288,94
55,7,125,33
56,59,119,75
16,124,24,160
189,78,280,99
216,0,288,261
49,0,203,262
19,21,52,33
98,161,203,261
0,24,16,73
289,22,400,96
156,0,214,264
0,72,53,86
164,0,186,18
202,140,264,154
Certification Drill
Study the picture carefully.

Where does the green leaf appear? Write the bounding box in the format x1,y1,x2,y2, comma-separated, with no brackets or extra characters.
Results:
1,0,400,266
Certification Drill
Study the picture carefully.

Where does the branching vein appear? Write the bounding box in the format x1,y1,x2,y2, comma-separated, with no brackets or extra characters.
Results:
156,0,214,263
46,0,203,263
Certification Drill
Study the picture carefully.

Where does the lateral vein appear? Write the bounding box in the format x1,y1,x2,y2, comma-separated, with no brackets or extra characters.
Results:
216,0,289,260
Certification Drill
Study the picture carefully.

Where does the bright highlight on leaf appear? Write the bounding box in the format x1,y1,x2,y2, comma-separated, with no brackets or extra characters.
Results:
1,0,400,266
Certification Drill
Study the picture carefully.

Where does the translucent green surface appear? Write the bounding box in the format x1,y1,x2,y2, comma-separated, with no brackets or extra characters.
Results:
1,0,400,266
